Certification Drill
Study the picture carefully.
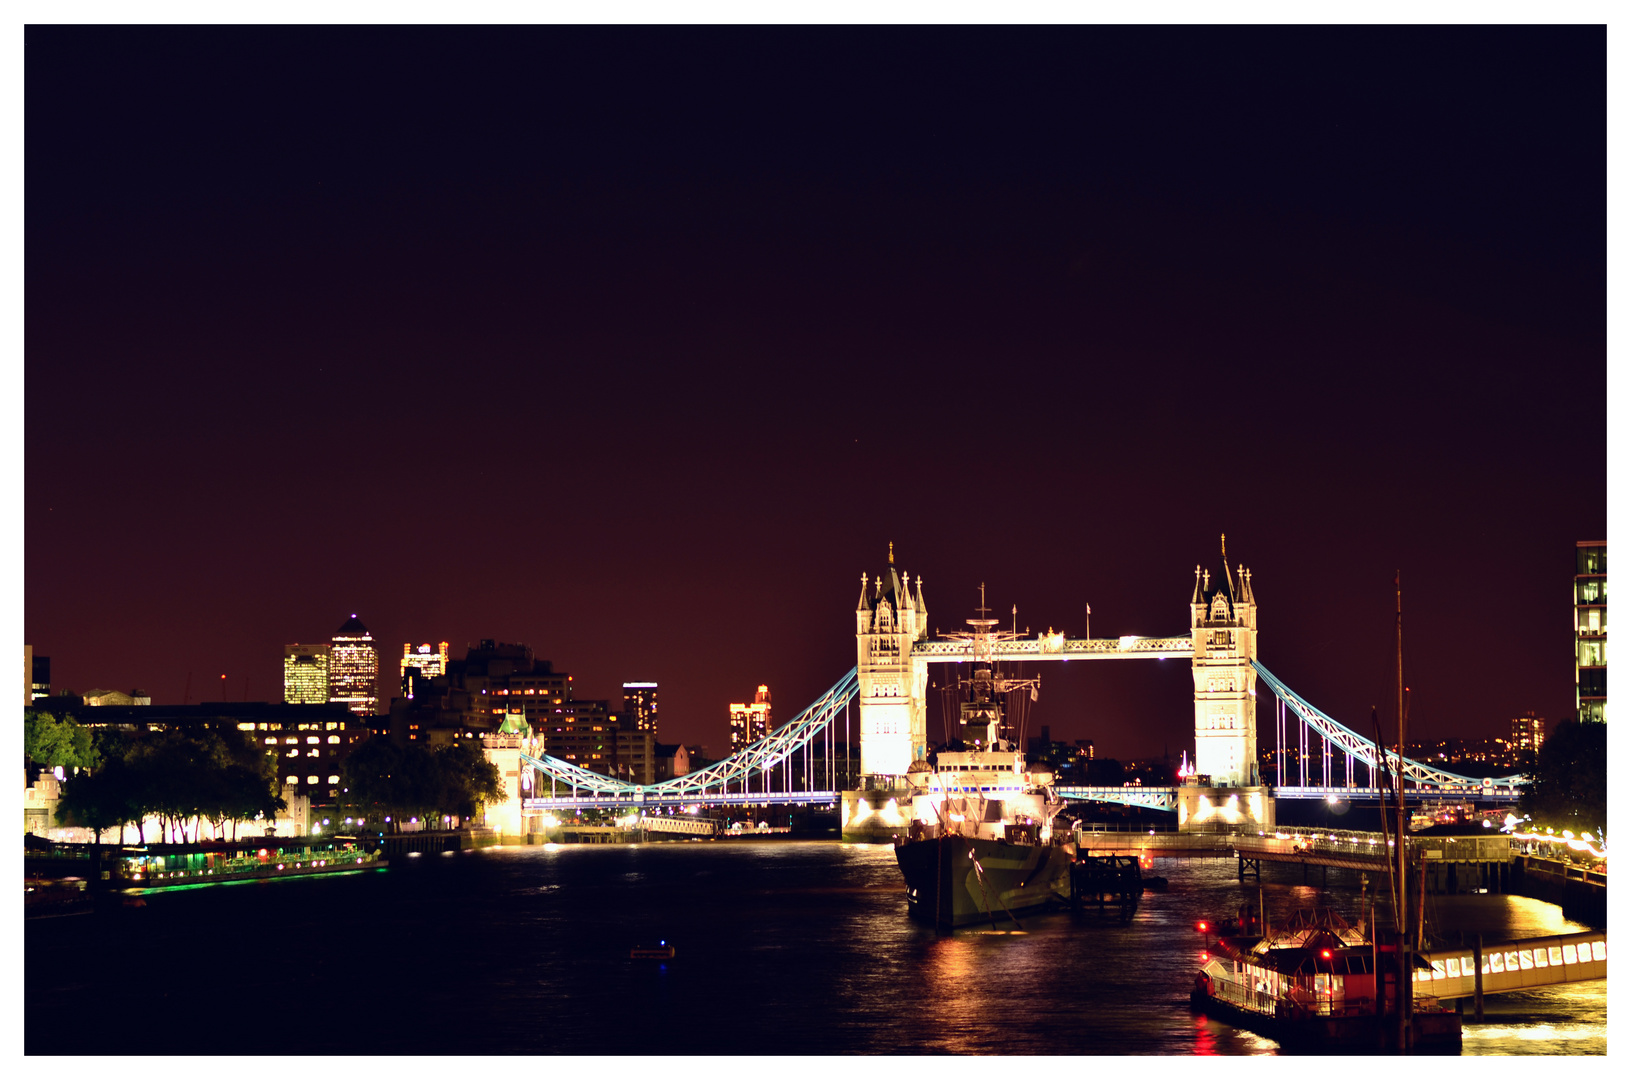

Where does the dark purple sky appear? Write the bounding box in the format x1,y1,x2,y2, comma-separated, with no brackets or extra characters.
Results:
25,27,1605,759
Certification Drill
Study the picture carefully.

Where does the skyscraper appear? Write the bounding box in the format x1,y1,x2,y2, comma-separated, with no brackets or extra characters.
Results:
729,685,772,751
283,644,331,704
329,615,379,717
623,681,658,736
1575,542,1607,723
401,641,450,698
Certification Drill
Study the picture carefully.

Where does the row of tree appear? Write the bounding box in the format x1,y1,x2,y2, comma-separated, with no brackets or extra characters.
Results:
46,722,287,844
30,710,507,843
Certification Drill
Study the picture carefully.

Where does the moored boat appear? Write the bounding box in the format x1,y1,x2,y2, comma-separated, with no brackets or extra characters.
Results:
893,595,1076,929
1190,907,1461,1051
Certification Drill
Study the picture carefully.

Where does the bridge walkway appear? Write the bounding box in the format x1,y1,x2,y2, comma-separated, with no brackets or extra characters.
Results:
1230,832,1517,891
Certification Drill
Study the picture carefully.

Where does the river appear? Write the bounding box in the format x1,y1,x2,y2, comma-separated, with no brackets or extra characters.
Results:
25,839,1605,1055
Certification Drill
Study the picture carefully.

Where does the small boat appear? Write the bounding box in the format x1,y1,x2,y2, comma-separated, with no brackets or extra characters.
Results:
630,941,675,960
1190,907,1460,1051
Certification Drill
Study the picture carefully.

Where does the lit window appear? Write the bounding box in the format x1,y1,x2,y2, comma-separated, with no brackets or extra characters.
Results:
328,735,340,744
306,775,319,784
237,722,255,731
265,738,278,745
327,775,339,784
286,737,298,744
287,749,298,758
286,775,298,784
326,722,338,731
307,736,320,744
307,749,319,757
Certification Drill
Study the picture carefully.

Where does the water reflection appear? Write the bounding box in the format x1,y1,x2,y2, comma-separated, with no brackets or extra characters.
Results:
24,839,1606,1056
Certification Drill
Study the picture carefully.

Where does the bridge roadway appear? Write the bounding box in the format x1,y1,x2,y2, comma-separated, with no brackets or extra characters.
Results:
1418,931,1607,999
1275,784,1522,804
525,790,840,812
911,634,1193,662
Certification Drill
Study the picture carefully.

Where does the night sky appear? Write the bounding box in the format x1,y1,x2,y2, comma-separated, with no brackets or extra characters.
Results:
25,27,1605,761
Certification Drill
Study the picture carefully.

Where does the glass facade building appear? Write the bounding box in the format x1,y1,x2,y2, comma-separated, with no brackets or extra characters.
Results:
329,615,379,717
283,644,331,705
1575,542,1607,723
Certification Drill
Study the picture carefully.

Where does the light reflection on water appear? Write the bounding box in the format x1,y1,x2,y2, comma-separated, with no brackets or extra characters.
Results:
25,839,1605,1055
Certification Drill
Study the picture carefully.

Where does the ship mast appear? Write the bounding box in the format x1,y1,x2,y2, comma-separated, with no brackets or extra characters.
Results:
942,585,1040,748
1395,570,1412,1050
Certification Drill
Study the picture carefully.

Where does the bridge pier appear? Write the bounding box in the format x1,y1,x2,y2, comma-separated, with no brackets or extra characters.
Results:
839,787,912,843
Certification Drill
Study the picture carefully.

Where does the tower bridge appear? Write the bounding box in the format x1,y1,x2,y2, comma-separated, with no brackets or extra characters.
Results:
515,544,1522,839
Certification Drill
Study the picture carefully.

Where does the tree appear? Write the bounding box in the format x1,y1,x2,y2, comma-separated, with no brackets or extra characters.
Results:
434,741,505,821
24,710,101,772
342,736,505,830
1517,719,1607,836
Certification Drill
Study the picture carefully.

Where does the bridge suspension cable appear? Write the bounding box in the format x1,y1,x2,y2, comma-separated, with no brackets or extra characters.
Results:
523,668,859,807
1252,661,1524,795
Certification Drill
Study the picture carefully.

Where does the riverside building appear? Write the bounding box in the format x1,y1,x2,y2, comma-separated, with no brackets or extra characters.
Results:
1575,541,1607,723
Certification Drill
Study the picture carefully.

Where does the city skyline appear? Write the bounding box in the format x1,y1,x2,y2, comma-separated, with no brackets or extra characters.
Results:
24,27,1606,760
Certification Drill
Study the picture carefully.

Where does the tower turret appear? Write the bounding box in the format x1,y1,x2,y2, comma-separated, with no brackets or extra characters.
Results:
855,544,929,780
1190,536,1259,786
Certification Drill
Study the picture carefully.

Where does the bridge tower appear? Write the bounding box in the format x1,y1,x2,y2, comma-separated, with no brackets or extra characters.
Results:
1190,539,1260,787
854,544,929,782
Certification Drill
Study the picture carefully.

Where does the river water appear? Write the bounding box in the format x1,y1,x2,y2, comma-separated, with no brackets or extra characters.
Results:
25,839,1605,1056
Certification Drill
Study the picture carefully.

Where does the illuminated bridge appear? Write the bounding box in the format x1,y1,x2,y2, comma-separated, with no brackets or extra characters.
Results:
520,550,1522,822
518,668,1521,818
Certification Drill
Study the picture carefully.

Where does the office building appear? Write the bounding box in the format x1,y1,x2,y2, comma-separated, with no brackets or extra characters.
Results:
401,641,450,698
1511,711,1545,755
1575,542,1607,723
329,615,379,717
390,639,565,747
284,644,331,704
729,684,772,751
81,689,152,706
31,652,50,703
623,681,658,736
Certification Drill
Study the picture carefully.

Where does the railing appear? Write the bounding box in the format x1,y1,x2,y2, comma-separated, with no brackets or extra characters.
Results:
1056,785,1178,811
1209,975,1284,1016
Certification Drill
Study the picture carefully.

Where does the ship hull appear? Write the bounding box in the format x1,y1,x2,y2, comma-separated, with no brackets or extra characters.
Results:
895,835,1074,928
1190,988,1462,1052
